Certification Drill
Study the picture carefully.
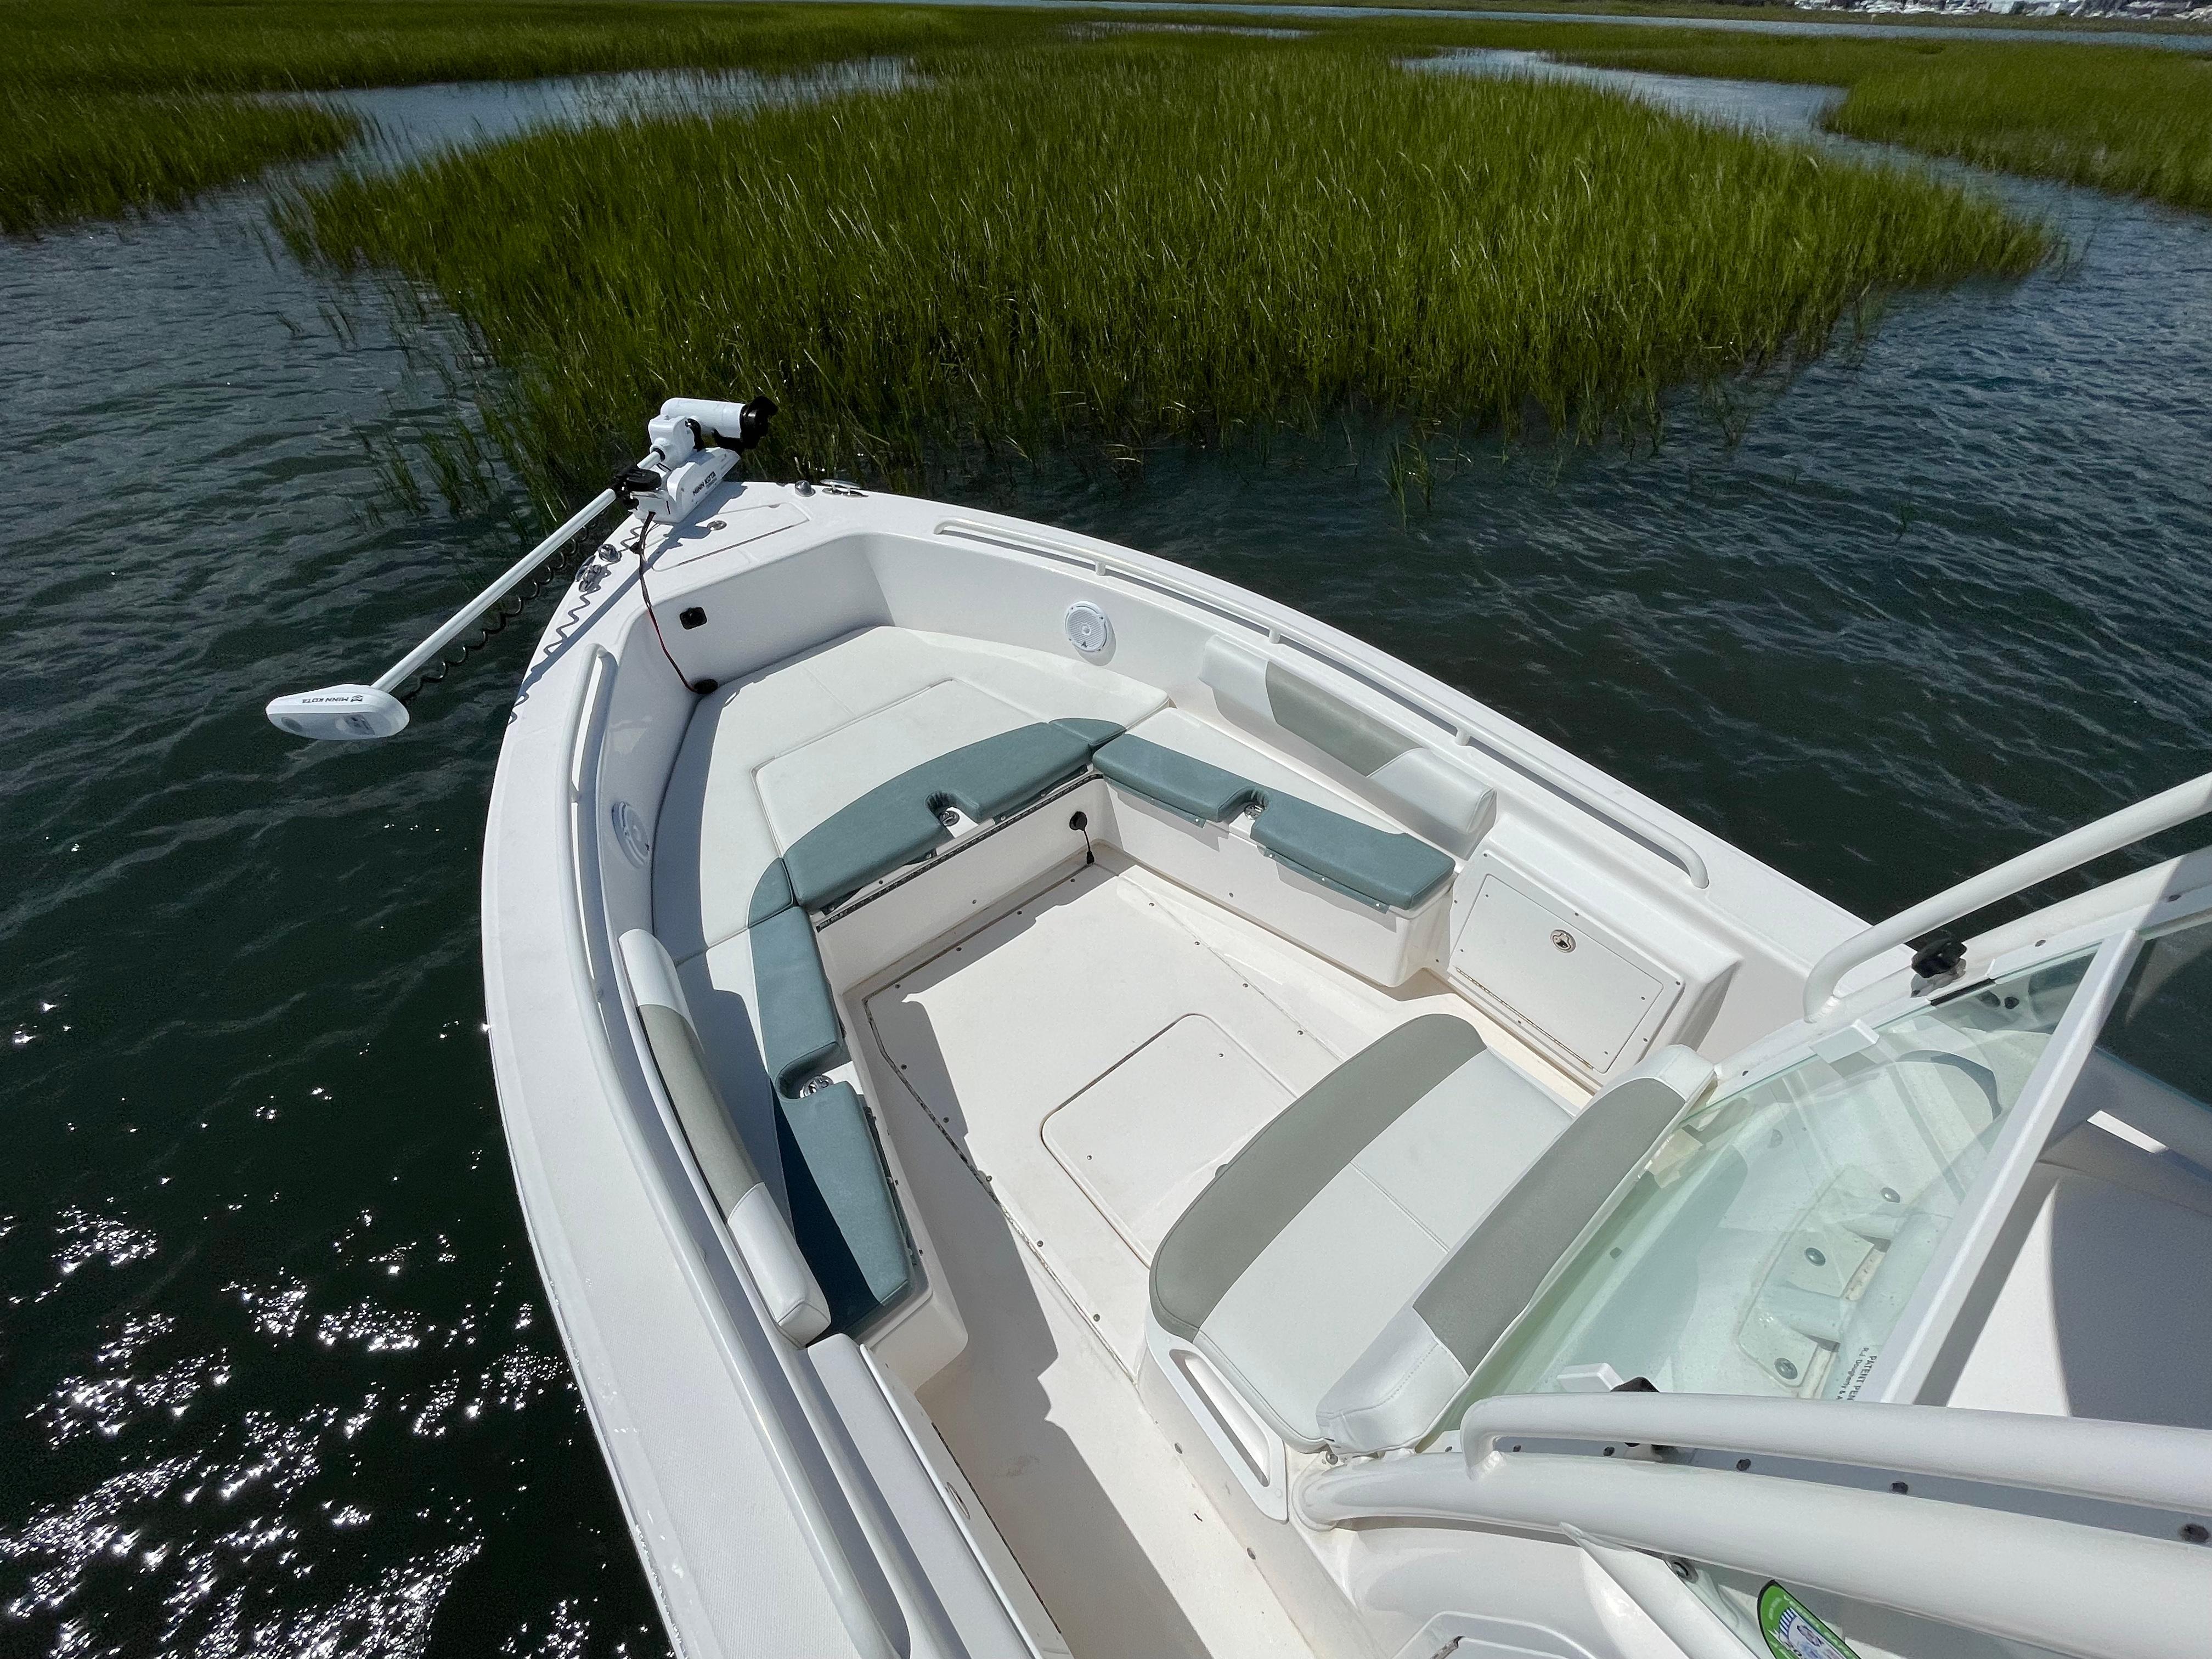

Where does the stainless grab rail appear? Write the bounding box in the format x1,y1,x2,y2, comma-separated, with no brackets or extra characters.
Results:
554,652,915,1659
1455,1392,2212,1515
1296,1394,2212,1659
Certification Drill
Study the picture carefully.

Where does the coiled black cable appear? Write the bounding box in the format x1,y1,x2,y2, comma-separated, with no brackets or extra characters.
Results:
391,514,611,707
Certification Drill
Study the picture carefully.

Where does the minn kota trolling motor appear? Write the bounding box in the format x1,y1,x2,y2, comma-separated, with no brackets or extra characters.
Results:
266,396,776,742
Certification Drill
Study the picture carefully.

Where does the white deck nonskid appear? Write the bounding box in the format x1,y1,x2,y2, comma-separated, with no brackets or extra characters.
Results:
836,851,1598,1654
885,1087,1321,1659
866,856,1335,1367
859,853,1579,1374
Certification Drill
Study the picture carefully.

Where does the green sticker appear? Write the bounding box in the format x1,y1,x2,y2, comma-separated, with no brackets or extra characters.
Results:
1759,1583,1859,1659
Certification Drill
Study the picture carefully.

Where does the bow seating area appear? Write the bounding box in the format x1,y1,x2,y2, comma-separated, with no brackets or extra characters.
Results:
620,624,1606,1414
642,626,1164,1335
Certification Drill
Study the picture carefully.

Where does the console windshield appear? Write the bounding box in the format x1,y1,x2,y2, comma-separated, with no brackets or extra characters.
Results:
1470,949,2096,1403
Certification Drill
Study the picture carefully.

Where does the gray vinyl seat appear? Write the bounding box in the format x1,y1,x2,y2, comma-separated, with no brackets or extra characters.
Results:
1149,1017,1713,1453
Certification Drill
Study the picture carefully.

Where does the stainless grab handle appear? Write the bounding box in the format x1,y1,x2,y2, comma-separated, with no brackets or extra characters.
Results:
1801,768,2212,1019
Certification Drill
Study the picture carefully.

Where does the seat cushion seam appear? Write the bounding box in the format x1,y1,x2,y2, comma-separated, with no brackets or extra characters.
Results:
759,675,962,776
1346,1164,1451,1252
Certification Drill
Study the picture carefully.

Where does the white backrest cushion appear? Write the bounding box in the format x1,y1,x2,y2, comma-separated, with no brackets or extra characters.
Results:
1316,1043,1714,1452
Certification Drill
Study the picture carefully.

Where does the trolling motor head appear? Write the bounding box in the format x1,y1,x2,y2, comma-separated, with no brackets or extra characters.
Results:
266,683,410,741
620,396,779,521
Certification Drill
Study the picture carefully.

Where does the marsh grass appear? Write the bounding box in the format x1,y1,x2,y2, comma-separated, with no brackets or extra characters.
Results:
282,41,2052,511
0,0,1067,93
1190,0,2212,35
1826,49,2212,211
13,1,2209,233
1437,28,2212,214
0,90,357,235
0,0,1069,233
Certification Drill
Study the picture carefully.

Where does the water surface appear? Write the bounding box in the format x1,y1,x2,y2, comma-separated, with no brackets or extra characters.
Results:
2,54,2208,1659
306,58,904,156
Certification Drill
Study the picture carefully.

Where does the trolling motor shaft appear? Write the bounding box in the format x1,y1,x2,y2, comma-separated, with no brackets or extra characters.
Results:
266,397,775,742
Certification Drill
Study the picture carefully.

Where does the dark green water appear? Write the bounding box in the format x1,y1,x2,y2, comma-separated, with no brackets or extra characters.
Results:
2,64,2208,1658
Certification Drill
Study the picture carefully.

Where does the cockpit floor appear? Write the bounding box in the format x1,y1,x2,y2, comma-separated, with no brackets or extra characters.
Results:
864,855,1345,1366
849,854,1573,1656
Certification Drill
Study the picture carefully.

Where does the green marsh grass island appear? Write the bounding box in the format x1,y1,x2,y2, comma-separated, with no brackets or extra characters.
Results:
6,1,2212,235
279,40,2052,506
0,88,358,236
1509,31,2212,215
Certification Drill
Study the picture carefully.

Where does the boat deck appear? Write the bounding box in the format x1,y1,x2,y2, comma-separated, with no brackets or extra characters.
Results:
849,853,1576,1654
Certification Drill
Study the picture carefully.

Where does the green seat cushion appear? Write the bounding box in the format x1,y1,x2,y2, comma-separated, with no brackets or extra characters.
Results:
735,719,1137,1334
1096,732,1451,910
749,904,846,1095
781,720,1120,912
748,857,798,928
1250,794,1455,911
1093,733,1265,823
776,1081,914,1332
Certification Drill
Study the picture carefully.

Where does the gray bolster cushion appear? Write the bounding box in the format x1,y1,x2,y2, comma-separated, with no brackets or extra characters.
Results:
750,903,847,1095
637,1002,765,1217
777,1081,915,1327
1152,1014,1485,1342
1314,1044,1715,1451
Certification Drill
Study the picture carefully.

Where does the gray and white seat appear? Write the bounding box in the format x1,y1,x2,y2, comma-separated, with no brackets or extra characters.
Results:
620,929,833,1344
1149,1015,1713,1456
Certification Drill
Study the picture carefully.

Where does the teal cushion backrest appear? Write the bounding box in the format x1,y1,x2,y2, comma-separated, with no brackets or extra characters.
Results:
781,720,1120,912
1094,732,1454,911
777,1082,915,1330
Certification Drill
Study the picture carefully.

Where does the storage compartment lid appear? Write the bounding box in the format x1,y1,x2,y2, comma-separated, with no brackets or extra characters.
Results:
1452,868,1675,1073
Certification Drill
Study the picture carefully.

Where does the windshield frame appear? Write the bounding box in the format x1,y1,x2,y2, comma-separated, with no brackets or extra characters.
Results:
1853,926,2139,1404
